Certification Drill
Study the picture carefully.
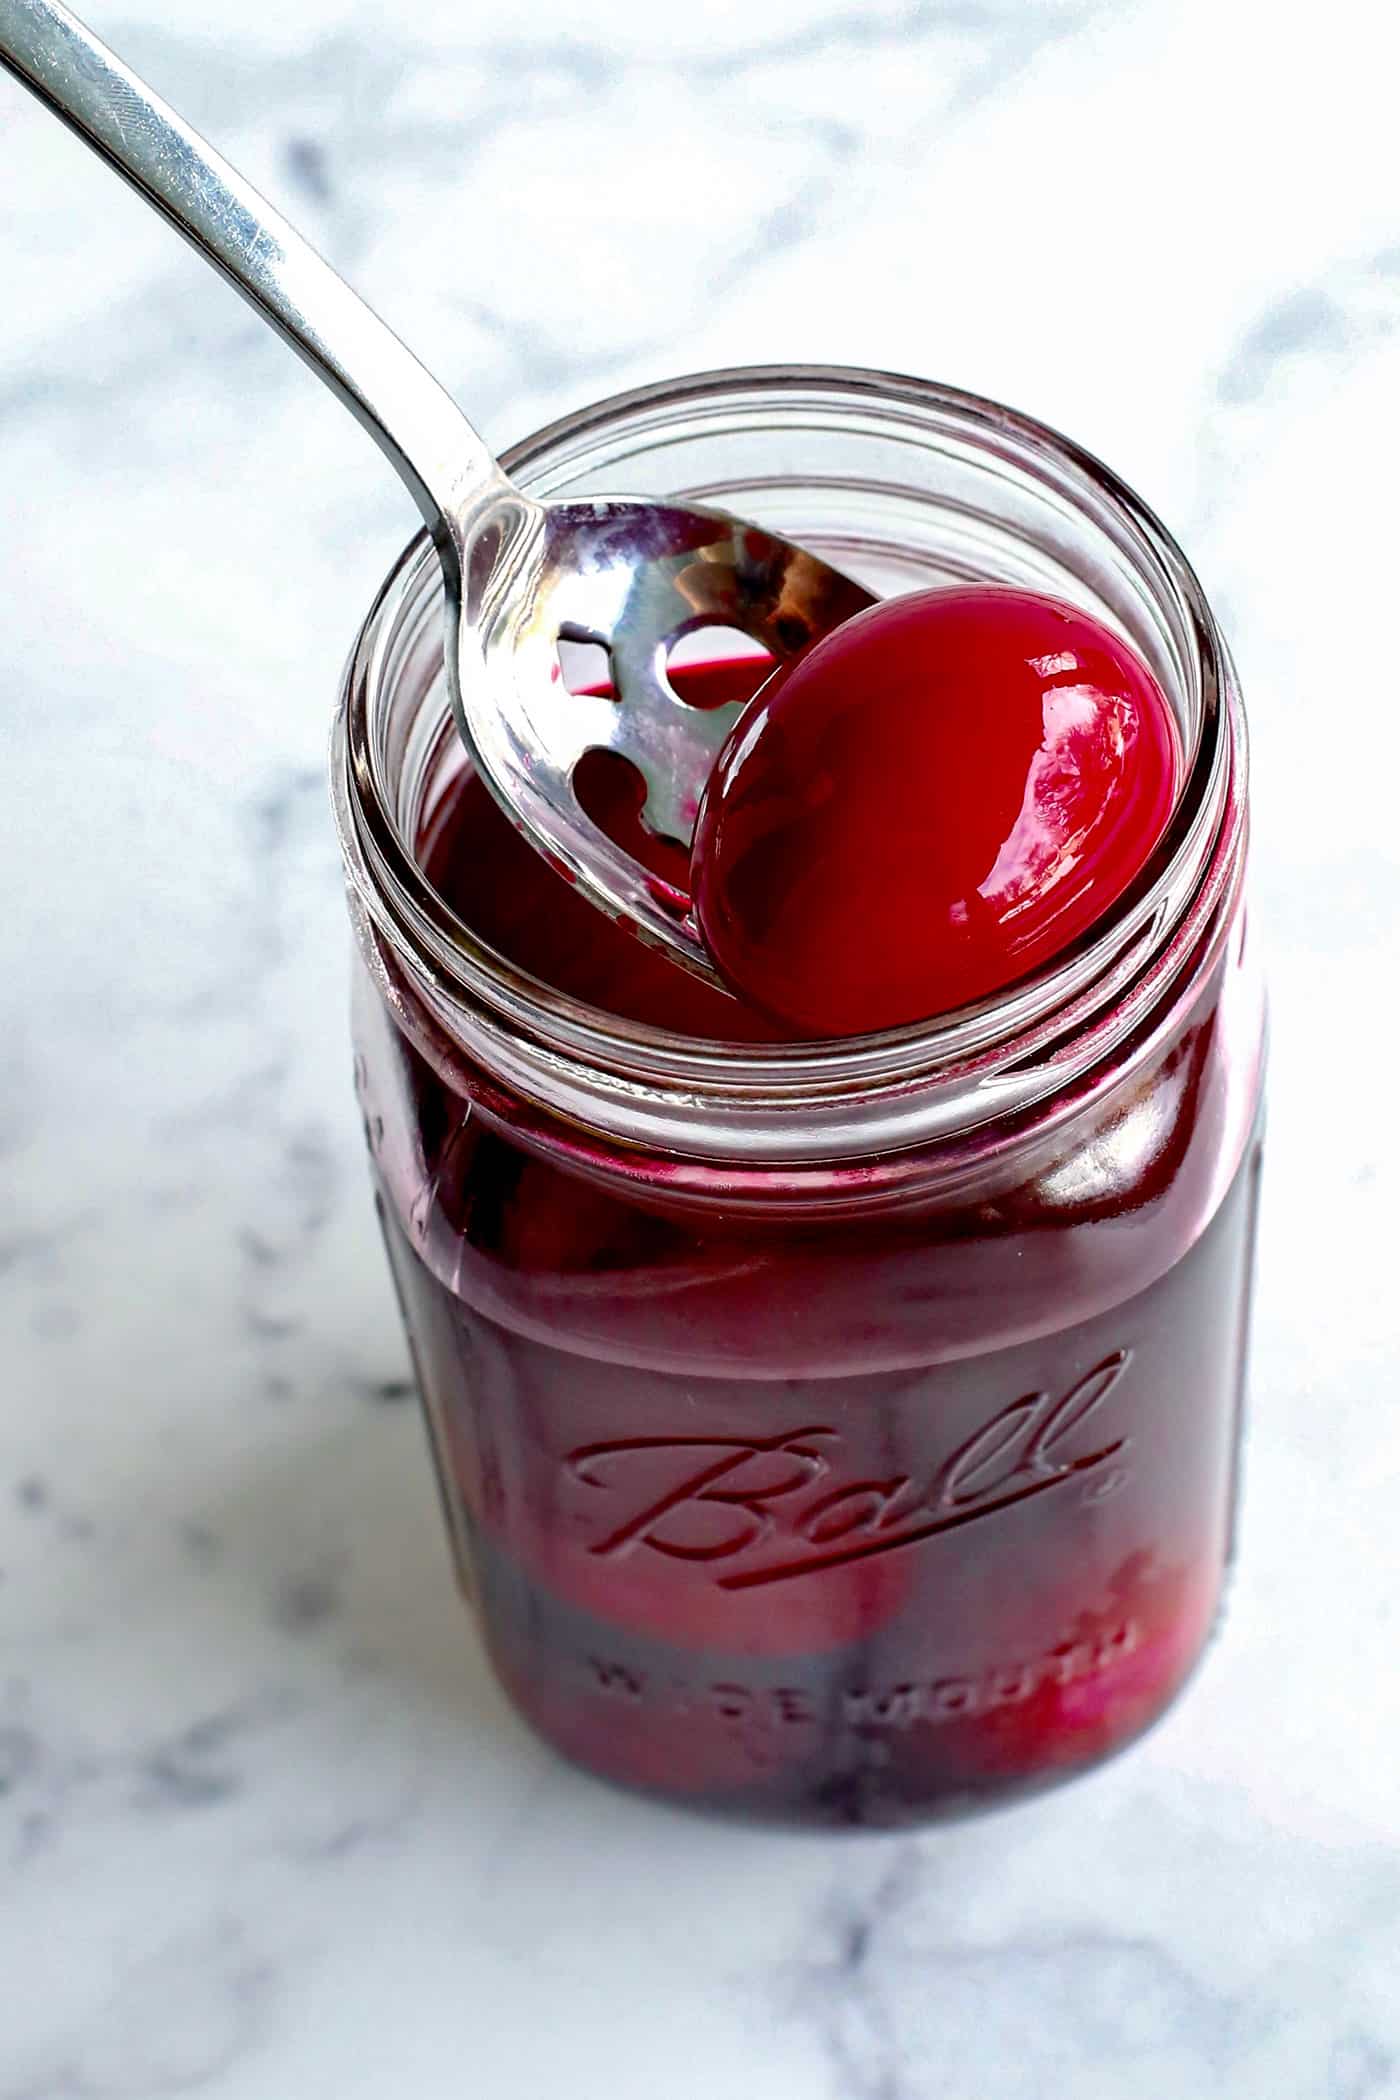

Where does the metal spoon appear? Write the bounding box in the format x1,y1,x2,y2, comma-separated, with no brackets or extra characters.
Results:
0,0,873,983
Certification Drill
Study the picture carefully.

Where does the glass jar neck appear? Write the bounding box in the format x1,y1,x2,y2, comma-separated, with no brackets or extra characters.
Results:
332,366,1246,1182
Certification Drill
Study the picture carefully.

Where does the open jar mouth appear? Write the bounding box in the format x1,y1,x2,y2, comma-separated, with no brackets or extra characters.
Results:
332,365,1246,1166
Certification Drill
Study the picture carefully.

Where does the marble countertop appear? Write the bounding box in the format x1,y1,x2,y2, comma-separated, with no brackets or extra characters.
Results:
3,1,1398,2093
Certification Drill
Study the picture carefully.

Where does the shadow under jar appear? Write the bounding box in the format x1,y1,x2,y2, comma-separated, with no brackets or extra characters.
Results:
332,367,1265,1829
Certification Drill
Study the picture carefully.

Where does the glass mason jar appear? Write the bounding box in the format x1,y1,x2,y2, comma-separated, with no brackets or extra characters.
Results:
331,367,1265,1829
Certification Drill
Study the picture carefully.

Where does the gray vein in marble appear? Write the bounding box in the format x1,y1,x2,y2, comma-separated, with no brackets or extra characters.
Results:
0,1722,38,1798
774,1801,1400,2099
942,5,1100,120
0,280,276,438
231,1116,341,1386
153,1059,291,1145
697,0,1106,128
174,1519,221,1565
1177,246,1400,594
1220,288,1353,401
269,1554,345,1635
10,1473,95,1546
800,1927,1236,2095
1328,2034,1397,2100
357,1373,414,1403
0,1046,32,1163
690,0,1086,72
776,1846,924,2100
0,1918,275,2100
1216,250,1400,406
706,117,863,300
281,134,333,206
0,1214,97,1286
0,0,1107,462
3,26,617,368
0,1677,309,1887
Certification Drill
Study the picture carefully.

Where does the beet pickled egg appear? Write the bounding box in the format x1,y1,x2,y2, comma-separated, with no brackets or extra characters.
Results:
691,586,1180,1037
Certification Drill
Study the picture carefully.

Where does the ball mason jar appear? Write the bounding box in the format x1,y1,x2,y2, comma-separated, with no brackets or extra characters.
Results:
331,367,1265,1828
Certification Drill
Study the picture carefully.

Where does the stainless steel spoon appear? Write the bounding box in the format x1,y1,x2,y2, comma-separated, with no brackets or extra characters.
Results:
0,0,873,983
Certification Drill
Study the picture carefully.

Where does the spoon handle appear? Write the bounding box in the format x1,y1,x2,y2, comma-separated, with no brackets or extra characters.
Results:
0,0,510,540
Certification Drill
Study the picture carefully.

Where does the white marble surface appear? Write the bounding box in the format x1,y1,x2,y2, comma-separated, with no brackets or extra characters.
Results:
2,0,1398,2092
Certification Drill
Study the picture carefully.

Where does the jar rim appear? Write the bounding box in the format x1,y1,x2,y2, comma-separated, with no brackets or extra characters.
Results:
331,363,1245,1164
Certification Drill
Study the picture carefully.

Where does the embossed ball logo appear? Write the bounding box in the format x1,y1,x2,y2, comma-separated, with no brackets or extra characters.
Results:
566,1351,1131,1588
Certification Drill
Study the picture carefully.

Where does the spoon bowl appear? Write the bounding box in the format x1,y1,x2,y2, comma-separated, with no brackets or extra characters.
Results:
470,496,872,969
